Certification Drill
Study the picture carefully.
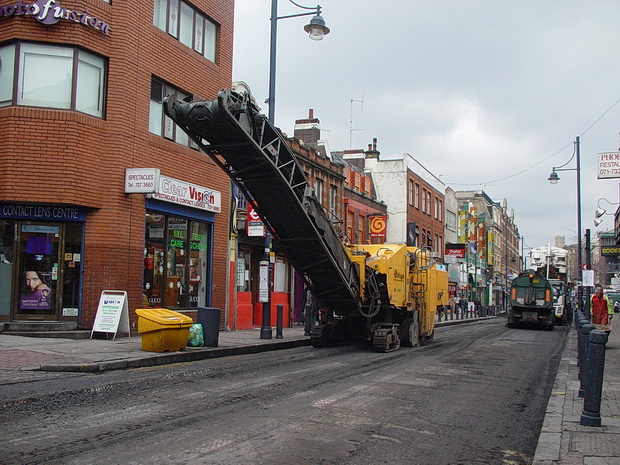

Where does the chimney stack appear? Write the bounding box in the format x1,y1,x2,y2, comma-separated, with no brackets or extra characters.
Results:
294,109,321,149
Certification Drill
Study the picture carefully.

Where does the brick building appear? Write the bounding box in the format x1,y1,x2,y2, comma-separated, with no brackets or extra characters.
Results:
0,0,234,331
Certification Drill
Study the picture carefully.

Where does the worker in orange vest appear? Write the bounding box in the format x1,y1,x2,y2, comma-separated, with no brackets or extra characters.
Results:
590,285,613,326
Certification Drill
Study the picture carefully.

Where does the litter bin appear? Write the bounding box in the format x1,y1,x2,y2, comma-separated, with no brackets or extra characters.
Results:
196,307,221,347
135,308,194,352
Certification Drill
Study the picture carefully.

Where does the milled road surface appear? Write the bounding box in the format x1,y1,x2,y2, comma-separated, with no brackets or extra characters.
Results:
0,319,566,465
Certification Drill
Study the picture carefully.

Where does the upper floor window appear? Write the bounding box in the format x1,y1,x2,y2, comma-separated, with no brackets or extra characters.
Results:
421,189,427,213
149,77,192,147
329,185,337,217
315,178,324,205
154,0,218,62
414,183,419,209
408,180,414,206
0,42,106,118
446,211,457,232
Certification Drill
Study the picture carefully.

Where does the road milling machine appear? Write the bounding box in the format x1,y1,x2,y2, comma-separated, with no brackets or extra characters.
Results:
164,87,448,352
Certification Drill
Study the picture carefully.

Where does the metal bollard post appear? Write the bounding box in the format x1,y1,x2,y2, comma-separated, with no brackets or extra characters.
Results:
576,318,586,367
276,304,283,339
580,330,609,426
578,323,595,397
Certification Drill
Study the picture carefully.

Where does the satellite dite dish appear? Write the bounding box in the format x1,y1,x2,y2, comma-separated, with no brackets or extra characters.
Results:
231,81,261,112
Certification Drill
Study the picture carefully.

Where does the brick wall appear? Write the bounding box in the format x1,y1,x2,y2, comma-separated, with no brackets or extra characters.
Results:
0,0,235,328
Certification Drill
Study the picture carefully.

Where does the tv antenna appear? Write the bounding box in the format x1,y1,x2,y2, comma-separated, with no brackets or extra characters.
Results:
349,92,364,148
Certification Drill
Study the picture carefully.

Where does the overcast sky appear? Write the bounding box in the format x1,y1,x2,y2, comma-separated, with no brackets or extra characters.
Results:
232,0,620,255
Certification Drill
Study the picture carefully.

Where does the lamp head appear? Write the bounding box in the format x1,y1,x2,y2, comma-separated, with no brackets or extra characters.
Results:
304,13,330,40
595,208,607,219
594,218,604,227
548,170,560,184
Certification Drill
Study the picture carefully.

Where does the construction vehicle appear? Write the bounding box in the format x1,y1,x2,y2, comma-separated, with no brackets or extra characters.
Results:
506,270,554,331
548,278,568,326
163,87,448,352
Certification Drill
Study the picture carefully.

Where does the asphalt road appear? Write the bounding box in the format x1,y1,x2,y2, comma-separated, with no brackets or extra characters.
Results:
0,319,566,465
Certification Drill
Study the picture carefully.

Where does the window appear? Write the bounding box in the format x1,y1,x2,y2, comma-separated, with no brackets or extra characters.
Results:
426,192,432,216
153,0,218,62
446,211,457,232
414,183,419,209
0,42,106,117
150,78,192,146
438,200,443,222
143,213,211,309
315,178,323,205
408,180,413,206
421,189,427,213
329,185,337,217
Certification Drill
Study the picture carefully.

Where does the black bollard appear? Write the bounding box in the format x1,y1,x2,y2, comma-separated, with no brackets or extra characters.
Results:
578,323,595,397
276,304,283,339
580,330,609,426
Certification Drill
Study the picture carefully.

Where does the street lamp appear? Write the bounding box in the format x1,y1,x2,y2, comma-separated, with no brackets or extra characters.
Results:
594,198,620,227
260,1,330,339
548,136,583,310
267,1,329,123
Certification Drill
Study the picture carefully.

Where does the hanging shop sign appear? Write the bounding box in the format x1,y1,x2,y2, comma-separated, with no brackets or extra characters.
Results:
369,215,387,242
445,243,466,259
125,168,160,194
148,175,221,213
598,152,620,179
0,0,111,35
247,203,265,237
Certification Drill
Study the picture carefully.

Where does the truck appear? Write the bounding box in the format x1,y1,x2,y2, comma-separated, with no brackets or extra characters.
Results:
163,87,448,352
548,278,568,326
506,270,554,330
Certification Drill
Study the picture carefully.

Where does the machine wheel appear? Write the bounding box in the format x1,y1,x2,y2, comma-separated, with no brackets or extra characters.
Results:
310,324,334,347
373,325,401,352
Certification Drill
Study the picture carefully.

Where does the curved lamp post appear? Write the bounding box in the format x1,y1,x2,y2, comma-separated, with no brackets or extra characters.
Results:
548,136,583,310
267,1,330,123
261,1,330,339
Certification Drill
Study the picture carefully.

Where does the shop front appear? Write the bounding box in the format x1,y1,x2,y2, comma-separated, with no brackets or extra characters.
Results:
137,173,221,314
0,203,85,325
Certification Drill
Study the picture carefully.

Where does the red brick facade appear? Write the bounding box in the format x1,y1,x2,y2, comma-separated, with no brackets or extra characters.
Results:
0,0,234,329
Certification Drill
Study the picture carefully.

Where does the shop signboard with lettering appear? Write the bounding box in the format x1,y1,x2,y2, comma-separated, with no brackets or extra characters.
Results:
91,291,130,339
125,168,160,193
598,152,620,179
149,175,221,213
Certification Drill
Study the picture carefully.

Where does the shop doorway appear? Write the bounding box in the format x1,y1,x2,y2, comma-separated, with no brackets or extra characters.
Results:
5,222,84,321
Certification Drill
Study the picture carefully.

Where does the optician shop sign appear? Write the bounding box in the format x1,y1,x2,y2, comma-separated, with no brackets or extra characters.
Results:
0,0,111,36
149,175,221,213
0,203,86,221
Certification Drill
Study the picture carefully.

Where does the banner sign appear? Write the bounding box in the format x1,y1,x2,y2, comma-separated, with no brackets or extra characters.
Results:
91,291,130,339
125,168,160,193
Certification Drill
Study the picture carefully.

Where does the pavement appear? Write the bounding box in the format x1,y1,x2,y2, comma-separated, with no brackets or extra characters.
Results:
533,320,620,465
4,314,619,464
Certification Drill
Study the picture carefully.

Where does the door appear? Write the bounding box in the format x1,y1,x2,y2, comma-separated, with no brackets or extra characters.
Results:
15,223,60,319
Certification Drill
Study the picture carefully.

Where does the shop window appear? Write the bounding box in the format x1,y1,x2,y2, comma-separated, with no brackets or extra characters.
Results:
236,250,251,292
143,212,210,309
149,77,192,147
153,0,218,62
0,42,106,117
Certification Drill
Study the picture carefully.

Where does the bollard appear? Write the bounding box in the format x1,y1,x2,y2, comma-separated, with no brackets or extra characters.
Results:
276,304,283,339
580,330,609,426
578,323,595,397
576,318,587,368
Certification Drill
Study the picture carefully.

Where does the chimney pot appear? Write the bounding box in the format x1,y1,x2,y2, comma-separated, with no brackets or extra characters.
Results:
309,109,314,119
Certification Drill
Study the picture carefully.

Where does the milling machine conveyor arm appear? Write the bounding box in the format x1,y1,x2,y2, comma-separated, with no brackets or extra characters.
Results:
164,89,361,313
